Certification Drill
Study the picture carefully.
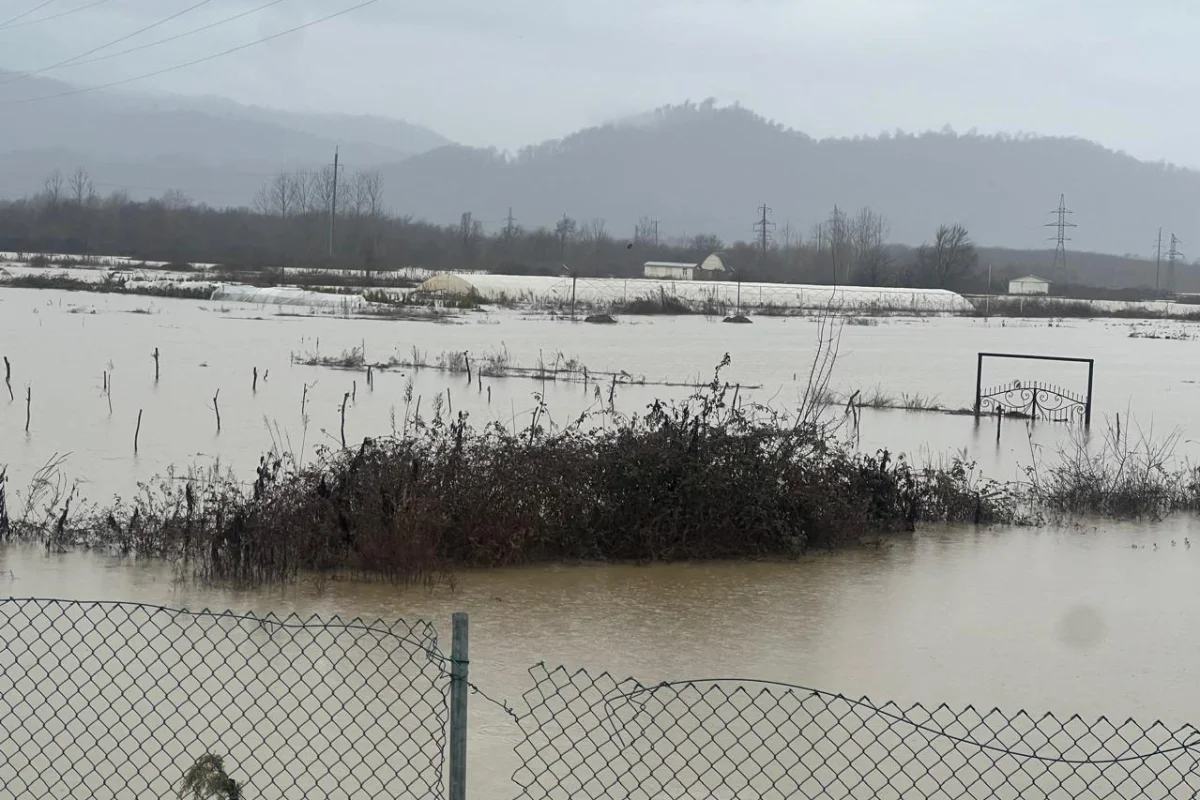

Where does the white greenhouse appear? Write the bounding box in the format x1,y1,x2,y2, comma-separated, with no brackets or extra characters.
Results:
210,285,367,311
415,273,975,314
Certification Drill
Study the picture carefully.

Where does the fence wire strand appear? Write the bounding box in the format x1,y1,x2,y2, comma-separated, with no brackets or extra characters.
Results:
0,597,449,800
510,664,1200,800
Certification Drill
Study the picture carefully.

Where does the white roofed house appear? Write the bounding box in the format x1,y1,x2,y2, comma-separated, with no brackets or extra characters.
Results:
696,253,729,279
1008,275,1051,295
643,261,696,281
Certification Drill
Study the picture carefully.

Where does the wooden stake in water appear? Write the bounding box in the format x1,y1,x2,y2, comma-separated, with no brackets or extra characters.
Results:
4,356,11,401
464,352,472,384
996,407,1003,443
446,388,452,416
352,380,357,402
340,392,350,448
212,390,221,433
24,387,30,432
152,347,160,382
134,409,143,454
252,367,258,394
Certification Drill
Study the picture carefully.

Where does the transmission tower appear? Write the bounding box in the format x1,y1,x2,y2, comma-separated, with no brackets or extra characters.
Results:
1044,193,1076,283
1167,233,1184,293
753,203,775,263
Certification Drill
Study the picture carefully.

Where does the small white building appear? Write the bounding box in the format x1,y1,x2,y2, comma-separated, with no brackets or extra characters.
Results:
643,261,696,281
1008,275,1051,295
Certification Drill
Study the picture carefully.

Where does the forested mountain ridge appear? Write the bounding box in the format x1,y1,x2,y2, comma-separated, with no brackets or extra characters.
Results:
382,102,1200,257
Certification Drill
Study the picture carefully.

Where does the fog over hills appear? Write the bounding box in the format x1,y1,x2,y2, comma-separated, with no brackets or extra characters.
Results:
382,102,1200,257
0,72,447,204
2,83,1198,260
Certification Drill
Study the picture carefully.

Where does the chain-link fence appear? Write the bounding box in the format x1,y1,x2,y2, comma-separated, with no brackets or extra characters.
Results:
0,598,449,799
510,664,1200,800
4,603,1198,800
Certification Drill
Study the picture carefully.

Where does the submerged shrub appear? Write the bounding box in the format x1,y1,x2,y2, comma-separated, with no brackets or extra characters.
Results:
18,359,1012,585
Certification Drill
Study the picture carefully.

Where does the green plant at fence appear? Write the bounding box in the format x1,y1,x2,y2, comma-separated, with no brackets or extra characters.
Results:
180,754,243,800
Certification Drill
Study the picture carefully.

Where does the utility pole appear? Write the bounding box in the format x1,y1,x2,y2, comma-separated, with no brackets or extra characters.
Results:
1167,233,1183,294
1155,227,1164,292
753,203,775,265
328,146,341,258
1044,193,1076,284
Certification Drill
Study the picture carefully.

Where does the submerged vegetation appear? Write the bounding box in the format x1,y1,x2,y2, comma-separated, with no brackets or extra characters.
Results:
2,357,1015,585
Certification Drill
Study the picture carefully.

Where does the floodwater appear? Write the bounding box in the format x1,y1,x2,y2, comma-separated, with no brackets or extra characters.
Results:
3,518,1200,797
3,287,1199,498
4,286,1200,795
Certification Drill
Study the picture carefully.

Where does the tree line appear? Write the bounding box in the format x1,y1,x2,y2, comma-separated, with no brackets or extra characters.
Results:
0,167,984,290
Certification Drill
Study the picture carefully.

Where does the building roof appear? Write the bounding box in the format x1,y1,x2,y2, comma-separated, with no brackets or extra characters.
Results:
643,261,697,269
1011,275,1050,284
699,253,727,272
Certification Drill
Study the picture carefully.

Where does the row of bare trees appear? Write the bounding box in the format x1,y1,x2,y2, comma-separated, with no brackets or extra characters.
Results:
0,168,982,289
251,168,384,219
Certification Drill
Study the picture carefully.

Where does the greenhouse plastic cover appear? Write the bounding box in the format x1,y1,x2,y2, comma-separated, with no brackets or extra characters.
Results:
210,285,366,310
418,273,975,313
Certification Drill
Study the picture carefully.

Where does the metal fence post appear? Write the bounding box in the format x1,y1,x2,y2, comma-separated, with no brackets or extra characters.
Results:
448,612,469,800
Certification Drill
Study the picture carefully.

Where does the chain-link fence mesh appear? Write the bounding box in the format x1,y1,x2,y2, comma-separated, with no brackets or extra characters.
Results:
0,598,449,799
511,664,1200,800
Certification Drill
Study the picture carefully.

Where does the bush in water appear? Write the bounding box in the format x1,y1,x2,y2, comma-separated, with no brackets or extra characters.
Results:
21,359,1014,585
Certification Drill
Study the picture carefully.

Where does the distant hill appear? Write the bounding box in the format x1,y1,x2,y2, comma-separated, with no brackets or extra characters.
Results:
381,101,1200,259
0,72,448,203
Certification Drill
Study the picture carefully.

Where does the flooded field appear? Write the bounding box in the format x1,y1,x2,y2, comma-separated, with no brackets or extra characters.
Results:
4,284,1200,796
2,287,1199,497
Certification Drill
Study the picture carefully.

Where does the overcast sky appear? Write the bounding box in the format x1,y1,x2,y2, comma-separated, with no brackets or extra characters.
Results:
2,0,1198,165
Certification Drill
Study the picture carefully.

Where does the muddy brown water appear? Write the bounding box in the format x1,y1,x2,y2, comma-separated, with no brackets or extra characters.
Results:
4,516,1200,798
3,287,1198,498
4,287,1200,796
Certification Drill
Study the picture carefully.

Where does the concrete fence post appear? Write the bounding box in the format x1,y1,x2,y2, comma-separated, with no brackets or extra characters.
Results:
449,612,469,800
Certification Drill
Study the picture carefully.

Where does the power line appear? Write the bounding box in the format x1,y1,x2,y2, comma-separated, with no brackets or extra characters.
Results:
0,0,114,31
21,0,289,75
0,0,59,29
1,0,380,105
1,0,218,86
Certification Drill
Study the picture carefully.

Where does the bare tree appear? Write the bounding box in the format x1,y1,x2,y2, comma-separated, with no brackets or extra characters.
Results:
555,213,577,259
68,167,94,206
159,189,192,211
43,169,63,205
826,205,852,282
253,172,294,218
355,170,385,218
851,207,890,285
310,165,337,215
634,215,657,246
288,170,314,214
459,212,483,264
688,233,723,255
916,223,978,288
